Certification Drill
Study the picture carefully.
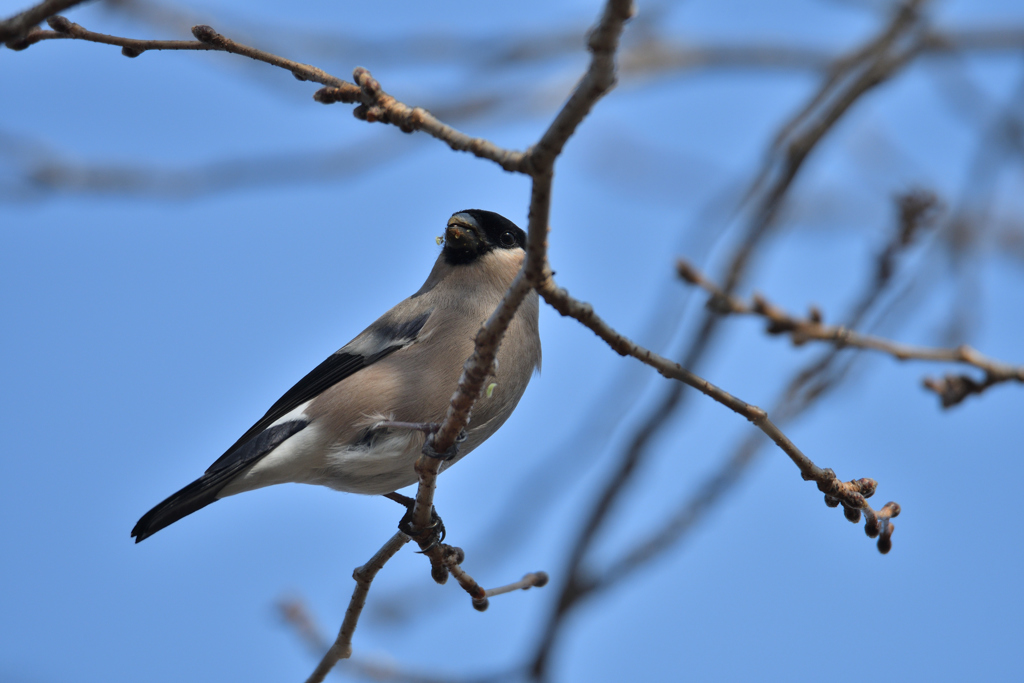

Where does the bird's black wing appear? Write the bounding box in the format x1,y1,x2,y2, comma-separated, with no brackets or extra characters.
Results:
207,309,433,473
130,310,432,543
131,421,307,542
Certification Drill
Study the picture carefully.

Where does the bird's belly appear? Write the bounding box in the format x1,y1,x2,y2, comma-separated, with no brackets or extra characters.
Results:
319,430,423,494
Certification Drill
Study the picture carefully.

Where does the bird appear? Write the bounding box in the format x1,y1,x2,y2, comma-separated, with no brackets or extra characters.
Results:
131,209,541,543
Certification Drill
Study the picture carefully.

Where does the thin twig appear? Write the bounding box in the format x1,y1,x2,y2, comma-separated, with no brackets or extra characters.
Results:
729,0,930,295
536,278,883,514
281,597,476,683
485,572,549,598
305,532,409,683
318,68,527,172
18,16,529,172
38,16,350,84
0,0,85,44
676,259,1024,407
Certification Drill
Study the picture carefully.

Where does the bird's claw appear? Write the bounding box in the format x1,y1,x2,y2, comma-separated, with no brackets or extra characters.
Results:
398,505,446,553
421,431,465,461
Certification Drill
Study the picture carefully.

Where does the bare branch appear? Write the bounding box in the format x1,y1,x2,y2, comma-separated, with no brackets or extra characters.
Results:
0,0,86,44
676,259,1024,407
409,0,635,533
22,17,530,173
305,532,409,683
537,278,889,519
316,68,527,172
484,572,549,598
281,597,475,683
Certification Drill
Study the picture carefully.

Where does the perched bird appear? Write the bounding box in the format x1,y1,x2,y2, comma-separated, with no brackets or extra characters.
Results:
132,209,540,543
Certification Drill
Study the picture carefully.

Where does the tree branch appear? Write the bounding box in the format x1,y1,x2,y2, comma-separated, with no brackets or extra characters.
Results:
536,278,892,521
408,0,635,533
676,259,1024,407
306,532,409,683
0,0,86,44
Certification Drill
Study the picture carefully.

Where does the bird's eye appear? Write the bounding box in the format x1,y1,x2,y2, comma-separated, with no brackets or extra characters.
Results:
499,231,517,247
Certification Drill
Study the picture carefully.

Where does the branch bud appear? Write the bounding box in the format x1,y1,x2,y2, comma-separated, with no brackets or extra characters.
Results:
47,16,73,33
191,25,218,43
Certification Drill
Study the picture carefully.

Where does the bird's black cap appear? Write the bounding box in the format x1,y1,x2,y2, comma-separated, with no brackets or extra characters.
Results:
443,209,527,265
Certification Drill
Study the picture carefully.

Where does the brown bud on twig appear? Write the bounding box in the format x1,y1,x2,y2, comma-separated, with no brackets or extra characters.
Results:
843,491,867,509
877,522,895,554
923,374,985,408
191,25,218,43
5,35,33,50
843,505,861,524
855,478,877,499
352,66,381,96
313,85,361,105
824,494,840,508
46,16,73,33
472,597,490,612
880,501,901,518
675,259,702,285
863,507,881,538
121,46,143,58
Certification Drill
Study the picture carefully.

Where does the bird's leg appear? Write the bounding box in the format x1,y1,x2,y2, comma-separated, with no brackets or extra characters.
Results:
384,491,446,553
377,420,441,434
382,491,414,507
378,420,466,461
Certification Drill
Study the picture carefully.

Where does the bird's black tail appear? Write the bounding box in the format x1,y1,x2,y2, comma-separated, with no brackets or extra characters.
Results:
131,420,309,542
131,468,239,543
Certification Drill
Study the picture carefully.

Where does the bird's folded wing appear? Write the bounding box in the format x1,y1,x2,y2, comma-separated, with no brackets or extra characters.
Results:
206,309,433,474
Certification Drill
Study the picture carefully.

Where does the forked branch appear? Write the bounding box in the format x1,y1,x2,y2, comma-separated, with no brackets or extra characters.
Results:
676,259,1024,407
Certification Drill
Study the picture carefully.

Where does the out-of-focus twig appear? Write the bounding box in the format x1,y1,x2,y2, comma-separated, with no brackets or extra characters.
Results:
0,0,86,44
281,596,480,683
730,0,931,295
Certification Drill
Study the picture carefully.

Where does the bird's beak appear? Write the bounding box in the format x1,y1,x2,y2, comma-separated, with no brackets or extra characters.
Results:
445,222,478,249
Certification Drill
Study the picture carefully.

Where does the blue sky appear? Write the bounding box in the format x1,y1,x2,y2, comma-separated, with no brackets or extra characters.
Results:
3,1,1024,681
